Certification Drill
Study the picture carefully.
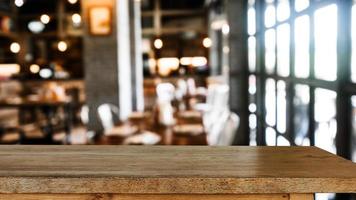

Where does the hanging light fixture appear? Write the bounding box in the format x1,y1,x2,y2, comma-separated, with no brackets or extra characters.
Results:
68,0,78,4
40,14,51,24
14,0,24,7
71,13,81,26
154,38,163,49
10,42,20,53
58,41,68,52
202,37,212,48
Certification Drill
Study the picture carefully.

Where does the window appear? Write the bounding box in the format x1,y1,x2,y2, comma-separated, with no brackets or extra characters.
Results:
248,7,256,35
277,23,290,77
294,15,310,78
294,85,310,146
277,81,286,133
277,0,290,22
314,4,338,81
248,37,256,72
314,88,337,154
265,29,276,74
265,0,276,28
265,78,276,126
295,0,309,12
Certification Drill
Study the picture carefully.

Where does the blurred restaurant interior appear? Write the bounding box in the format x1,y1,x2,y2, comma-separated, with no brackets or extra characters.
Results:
0,0,355,197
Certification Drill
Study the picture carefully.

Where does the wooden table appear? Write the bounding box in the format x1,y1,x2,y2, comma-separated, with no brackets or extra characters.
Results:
0,146,355,200
0,100,73,144
96,111,207,145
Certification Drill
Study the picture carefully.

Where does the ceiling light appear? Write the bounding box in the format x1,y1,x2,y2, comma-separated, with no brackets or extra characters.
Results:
14,0,24,7
30,64,40,73
68,0,78,4
10,42,20,53
39,68,52,79
202,37,212,48
58,41,68,52
71,13,81,25
28,21,45,33
40,14,50,24
191,57,207,67
154,39,163,49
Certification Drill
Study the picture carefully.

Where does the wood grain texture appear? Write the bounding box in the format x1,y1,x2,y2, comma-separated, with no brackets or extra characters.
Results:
0,194,289,200
0,146,355,194
289,194,314,200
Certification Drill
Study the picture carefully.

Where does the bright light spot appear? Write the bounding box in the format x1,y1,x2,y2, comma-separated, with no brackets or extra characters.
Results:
202,37,212,48
68,0,78,4
0,64,20,77
157,57,179,76
158,58,180,71
10,42,20,53
154,39,163,49
14,0,24,7
39,68,52,79
30,64,40,73
40,14,50,24
222,24,230,35
180,57,192,66
71,13,81,25
191,57,207,67
28,21,45,33
58,41,68,52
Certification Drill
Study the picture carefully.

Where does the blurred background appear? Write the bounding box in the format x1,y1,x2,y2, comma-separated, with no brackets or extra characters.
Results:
0,0,355,199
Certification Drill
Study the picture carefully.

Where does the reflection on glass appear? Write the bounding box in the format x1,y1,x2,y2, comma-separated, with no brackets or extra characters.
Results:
314,4,338,81
315,88,337,154
265,29,276,74
265,4,276,28
277,0,290,22
266,127,276,146
295,0,309,12
352,5,356,82
294,15,310,78
277,135,290,146
248,36,256,72
248,7,256,35
249,75,257,95
277,24,290,77
294,84,310,146
277,81,286,133
265,78,276,126
351,96,356,162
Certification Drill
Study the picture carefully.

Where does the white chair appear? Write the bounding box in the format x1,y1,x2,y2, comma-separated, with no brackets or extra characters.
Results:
97,104,120,134
156,83,176,126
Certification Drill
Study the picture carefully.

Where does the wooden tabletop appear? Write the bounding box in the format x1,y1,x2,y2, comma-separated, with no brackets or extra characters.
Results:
0,146,355,194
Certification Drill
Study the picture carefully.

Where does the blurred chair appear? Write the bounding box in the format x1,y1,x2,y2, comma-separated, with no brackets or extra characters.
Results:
0,127,22,144
156,83,176,126
194,83,240,146
156,82,175,102
97,103,120,135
